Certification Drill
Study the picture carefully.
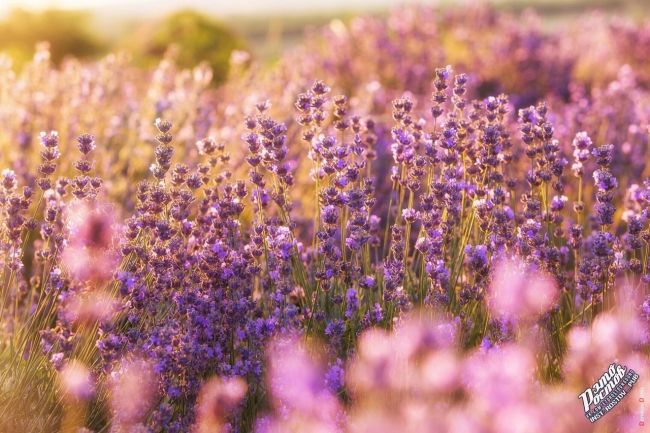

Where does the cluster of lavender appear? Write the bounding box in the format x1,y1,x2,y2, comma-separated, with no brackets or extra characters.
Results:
2,6,650,210
1,4,650,433
245,299,648,433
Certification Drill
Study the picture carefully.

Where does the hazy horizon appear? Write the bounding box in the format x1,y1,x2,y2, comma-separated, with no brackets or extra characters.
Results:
0,0,447,17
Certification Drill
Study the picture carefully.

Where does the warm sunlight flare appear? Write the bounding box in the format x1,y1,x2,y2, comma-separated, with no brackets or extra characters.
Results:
1,1,649,432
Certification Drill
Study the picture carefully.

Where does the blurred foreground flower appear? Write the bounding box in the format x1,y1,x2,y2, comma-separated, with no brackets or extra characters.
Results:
109,357,157,431
255,335,343,433
58,360,94,401
488,255,558,320
61,200,118,282
194,376,247,433
62,289,120,325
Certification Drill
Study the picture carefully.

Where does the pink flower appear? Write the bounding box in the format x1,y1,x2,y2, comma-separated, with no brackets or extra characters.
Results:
464,344,536,407
109,357,157,428
489,255,558,319
66,200,116,250
194,376,247,433
266,336,341,420
61,200,118,282
62,289,120,325
257,335,343,433
59,360,94,401
61,245,116,282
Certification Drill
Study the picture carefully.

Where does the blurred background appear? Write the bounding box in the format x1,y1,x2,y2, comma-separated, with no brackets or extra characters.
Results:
0,0,648,85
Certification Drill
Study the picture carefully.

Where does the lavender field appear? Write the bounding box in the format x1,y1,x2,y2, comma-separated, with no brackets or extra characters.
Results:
1,3,650,433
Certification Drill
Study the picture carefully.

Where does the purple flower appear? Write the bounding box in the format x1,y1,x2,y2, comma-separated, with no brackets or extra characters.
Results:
345,288,359,318
593,169,618,191
324,358,345,393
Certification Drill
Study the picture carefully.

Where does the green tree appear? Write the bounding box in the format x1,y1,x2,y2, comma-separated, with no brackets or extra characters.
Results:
0,8,106,67
140,10,245,85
